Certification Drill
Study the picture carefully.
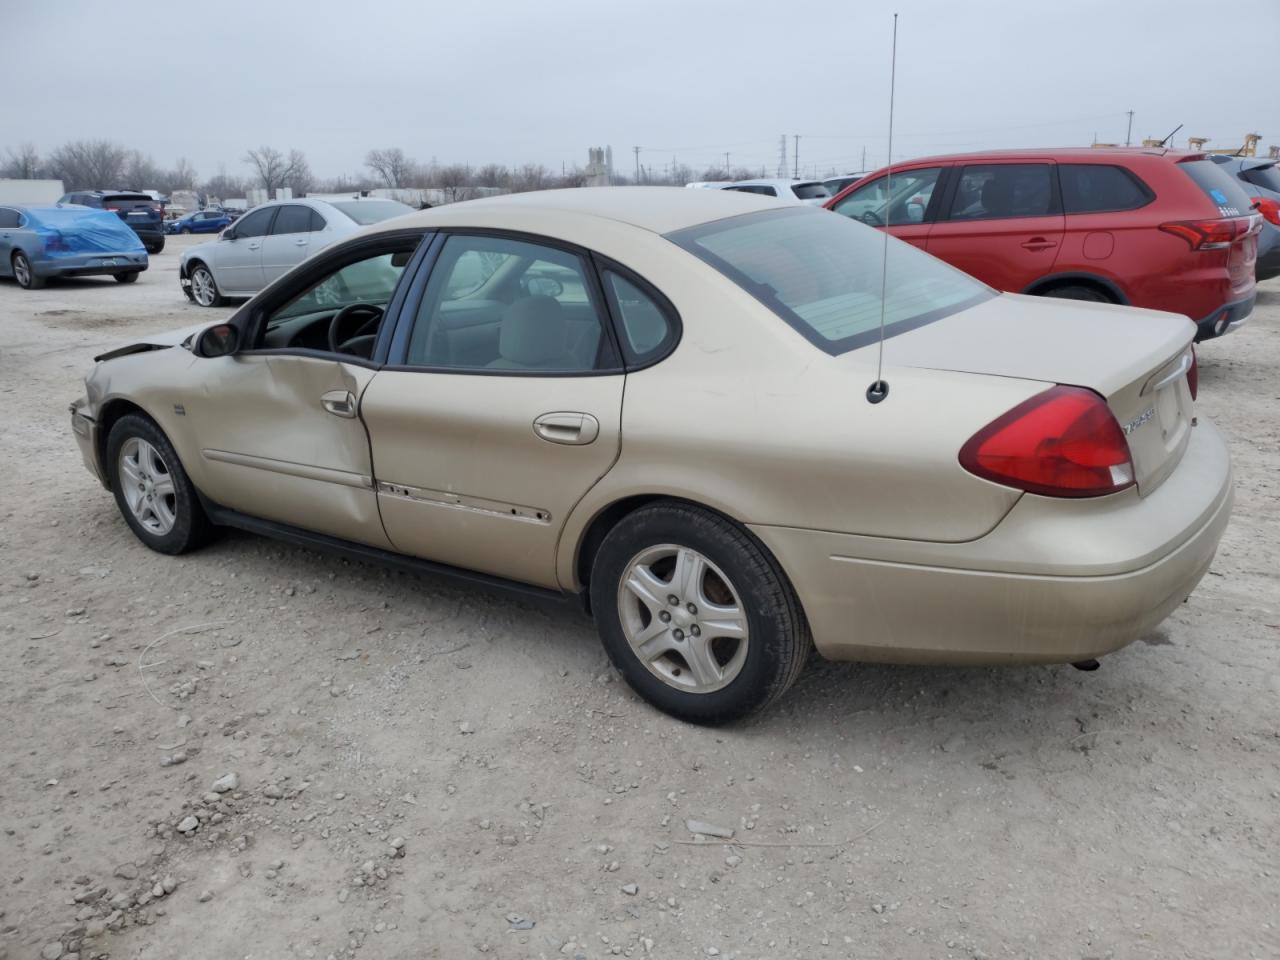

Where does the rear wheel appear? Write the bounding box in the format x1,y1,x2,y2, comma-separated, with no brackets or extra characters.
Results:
115,271,139,284
106,414,213,555
590,501,810,724
11,251,45,289
189,262,224,307
1041,284,1113,303
180,227,192,235
147,238,165,254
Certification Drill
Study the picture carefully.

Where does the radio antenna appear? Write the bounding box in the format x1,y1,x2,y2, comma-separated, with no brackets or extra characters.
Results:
866,12,898,405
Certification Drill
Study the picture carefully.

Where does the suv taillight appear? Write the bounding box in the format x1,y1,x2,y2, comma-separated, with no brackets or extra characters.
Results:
1187,348,1198,401
1250,196,1280,226
1159,217,1251,250
958,386,1135,498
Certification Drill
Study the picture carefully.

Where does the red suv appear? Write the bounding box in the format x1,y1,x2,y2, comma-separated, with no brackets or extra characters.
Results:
825,148,1261,341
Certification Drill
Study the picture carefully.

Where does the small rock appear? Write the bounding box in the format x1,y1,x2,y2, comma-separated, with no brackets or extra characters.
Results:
66,607,86,617
211,772,239,793
162,875,177,894
177,816,199,833
41,943,64,960
263,784,284,799
686,819,735,839
621,883,639,896
459,722,475,735
725,855,742,868
198,890,213,903
113,863,138,880
872,903,885,914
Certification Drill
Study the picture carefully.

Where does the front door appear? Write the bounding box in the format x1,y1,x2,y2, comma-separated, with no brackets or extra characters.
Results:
184,235,424,547
216,205,275,292
360,232,626,589
828,165,947,249
260,203,316,285
926,161,1064,290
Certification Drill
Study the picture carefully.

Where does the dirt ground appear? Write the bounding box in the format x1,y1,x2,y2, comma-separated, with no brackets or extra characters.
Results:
1,235,1277,960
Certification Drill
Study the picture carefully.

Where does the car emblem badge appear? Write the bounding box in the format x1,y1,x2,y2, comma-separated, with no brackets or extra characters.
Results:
1122,407,1155,435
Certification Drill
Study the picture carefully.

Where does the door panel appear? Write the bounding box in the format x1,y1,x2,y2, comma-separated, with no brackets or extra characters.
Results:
360,372,623,589
927,162,1064,289
183,354,390,548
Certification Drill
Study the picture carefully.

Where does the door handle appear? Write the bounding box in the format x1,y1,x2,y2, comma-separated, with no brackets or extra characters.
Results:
1021,237,1057,250
294,238,308,246
321,389,357,419
533,412,599,445
248,242,261,250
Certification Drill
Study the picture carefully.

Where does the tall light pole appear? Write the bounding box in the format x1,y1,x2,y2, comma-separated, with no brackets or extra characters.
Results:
793,134,800,179
1125,110,1134,148
633,146,641,184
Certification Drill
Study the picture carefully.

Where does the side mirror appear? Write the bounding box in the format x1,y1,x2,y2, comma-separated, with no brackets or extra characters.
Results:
196,323,239,358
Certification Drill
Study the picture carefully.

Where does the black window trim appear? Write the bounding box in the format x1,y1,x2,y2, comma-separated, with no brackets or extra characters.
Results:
1058,162,1155,215
227,226,434,368
937,161,1063,223
382,227,627,379
230,204,280,240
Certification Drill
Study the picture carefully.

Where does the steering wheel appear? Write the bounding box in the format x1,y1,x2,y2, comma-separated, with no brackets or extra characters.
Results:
327,303,384,356
860,209,884,226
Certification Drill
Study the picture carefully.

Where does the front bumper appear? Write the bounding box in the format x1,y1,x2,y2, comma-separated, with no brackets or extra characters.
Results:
70,399,107,489
1194,292,1255,341
751,419,1233,665
39,251,148,279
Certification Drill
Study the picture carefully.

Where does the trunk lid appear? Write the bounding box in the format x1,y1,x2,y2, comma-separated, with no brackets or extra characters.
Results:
883,292,1196,494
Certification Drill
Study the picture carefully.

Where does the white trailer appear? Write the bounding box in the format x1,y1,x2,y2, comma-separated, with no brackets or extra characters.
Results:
0,178,65,204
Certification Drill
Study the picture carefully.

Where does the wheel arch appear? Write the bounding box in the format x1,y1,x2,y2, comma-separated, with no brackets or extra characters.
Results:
95,398,157,490
1022,271,1128,304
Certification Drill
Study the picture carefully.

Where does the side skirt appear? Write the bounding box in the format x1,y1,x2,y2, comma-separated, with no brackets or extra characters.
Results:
199,497,578,609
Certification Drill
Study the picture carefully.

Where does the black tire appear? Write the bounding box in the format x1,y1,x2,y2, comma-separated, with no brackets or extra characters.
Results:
106,413,214,555
12,251,45,289
148,238,165,254
1040,284,1112,303
114,271,139,284
188,261,224,307
589,501,810,724
180,227,191,235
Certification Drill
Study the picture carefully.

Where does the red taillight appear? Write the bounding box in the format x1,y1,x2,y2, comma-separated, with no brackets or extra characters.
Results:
1158,217,1250,250
106,205,120,212
41,230,68,252
959,386,1135,498
1187,348,1198,401
1251,196,1280,226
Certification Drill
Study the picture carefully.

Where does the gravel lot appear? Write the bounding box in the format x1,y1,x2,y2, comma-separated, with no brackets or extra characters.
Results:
1,236,1277,960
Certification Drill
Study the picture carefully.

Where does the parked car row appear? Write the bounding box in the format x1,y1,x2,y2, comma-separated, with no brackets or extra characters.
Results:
69,187,1229,723
59,190,166,253
825,147,1263,342
0,203,148,288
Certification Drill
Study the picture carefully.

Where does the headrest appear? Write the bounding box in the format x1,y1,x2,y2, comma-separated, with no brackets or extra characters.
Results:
498,295,567,366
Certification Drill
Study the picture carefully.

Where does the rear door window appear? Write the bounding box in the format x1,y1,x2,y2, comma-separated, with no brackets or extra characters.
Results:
1059,164,1153,213
1239,163,1280,194
1178,159,1253,217
946,164,1056,220
0,207,20,228
790,183,830,200
270,204,312,235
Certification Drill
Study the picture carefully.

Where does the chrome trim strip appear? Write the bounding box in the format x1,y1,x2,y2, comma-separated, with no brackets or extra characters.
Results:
202,448,372,489
377,481,551,525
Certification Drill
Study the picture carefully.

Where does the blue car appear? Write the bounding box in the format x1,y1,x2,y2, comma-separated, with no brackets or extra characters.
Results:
166,209,233,235
0,204,148,289
1210,155,1280,281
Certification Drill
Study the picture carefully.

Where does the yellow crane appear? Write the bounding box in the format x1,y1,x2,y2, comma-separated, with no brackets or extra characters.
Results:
1186,133,1262,157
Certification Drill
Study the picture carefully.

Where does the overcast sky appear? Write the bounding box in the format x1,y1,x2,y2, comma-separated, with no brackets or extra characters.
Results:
3,0,1277,180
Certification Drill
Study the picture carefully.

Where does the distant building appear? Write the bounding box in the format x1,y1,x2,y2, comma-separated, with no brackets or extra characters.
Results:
586,147,613,187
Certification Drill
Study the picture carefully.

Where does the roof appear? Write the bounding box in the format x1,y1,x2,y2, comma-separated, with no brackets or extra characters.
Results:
871,146,1205,168
729,178,824,188
369,187,783,235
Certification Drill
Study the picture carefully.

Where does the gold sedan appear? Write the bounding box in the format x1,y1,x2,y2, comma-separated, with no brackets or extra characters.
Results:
70,188,1232,723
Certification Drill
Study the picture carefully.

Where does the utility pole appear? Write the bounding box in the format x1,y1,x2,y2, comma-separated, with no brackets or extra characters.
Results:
1125,110,1134,147
633,146,641,184
778,134,787,178
861,145,867,171
793,134,800,179
724,152,731,175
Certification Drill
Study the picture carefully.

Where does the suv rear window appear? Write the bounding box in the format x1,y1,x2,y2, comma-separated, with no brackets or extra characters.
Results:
791,183,830,200
667,207,992,355
1059,164,1152,213
1240,163,1280,194
1178,159,1253,217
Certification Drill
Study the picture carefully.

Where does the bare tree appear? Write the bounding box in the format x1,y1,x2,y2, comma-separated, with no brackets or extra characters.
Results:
509,163,551,193
46,139,129,189
122,151,162,190
435,164,476,203
243,146,311,196
473,163,510,188
365,147,413,188
1,142,42,179
203,172,246,202
162,157,199,193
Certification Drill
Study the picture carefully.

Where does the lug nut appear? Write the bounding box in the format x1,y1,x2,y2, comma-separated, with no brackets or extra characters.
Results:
668,595,679,606
672,628,685,642
686,603,697,614
659,611,671,623
690,625,701,637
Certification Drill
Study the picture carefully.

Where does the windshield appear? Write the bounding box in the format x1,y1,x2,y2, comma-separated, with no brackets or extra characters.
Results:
667,207,992,355
328,199,414,225
791,182,830,200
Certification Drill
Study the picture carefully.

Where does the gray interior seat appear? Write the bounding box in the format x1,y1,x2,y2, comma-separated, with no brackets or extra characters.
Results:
487,295,577,370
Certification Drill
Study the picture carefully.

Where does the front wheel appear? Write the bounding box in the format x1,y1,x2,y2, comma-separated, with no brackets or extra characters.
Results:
590,502,810,724
115,271,139,284
188,262,224,307
106,414,213,555
12,251,45,289
180,227,192,235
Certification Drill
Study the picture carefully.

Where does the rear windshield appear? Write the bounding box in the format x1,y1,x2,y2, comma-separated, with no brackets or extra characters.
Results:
667,207,992,355
1240,163,1280,194
1178,160,1253,217
791,182,830,200
328,199,413,225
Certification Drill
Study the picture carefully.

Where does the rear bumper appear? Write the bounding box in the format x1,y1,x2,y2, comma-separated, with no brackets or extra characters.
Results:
751,419,1233,665
36,252,149,278
1194,292,1255,341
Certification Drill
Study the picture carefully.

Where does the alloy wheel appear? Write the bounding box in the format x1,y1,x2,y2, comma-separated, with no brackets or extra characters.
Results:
118,437,177,535
13,254,31,287
191,266,216,306
616,544,749,693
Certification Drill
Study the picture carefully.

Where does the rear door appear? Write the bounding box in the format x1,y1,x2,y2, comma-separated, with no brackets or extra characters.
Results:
927,161,1064,289
215,205,274,292
0,207,20,269
828,165,947,249
360,231,626,589
260,204,316,284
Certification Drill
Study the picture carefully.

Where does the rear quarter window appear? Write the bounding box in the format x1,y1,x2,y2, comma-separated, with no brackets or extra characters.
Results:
1178,159,1253,217
1240,164,1280,194
791,183,830,200
1059,164,1153,214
